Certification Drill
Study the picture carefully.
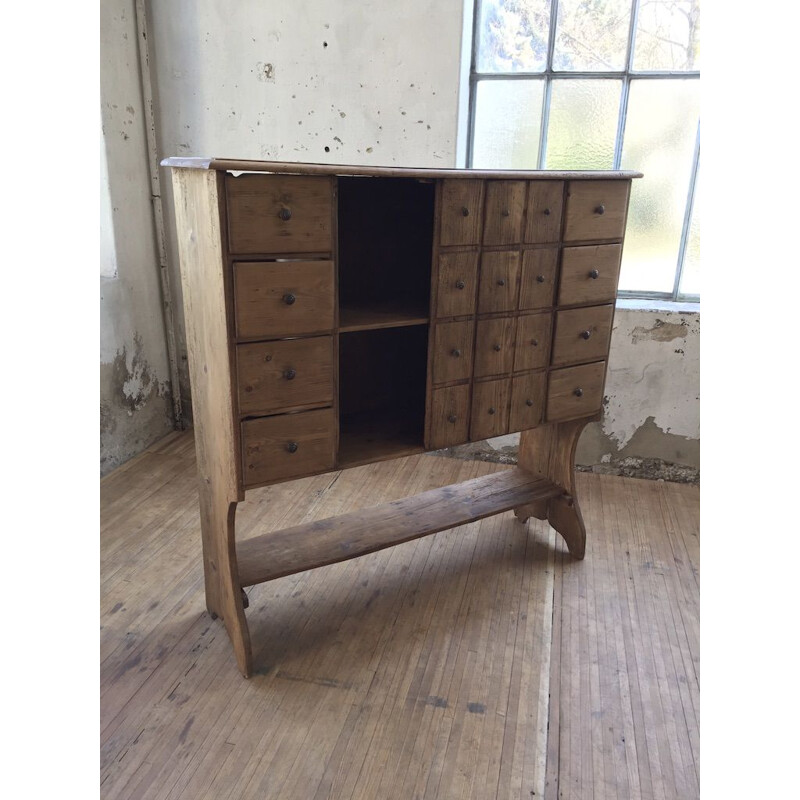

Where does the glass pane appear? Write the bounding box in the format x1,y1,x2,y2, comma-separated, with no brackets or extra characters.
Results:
476,0,552,73
472,79,544,168
634,0,700,71
619,80,700,293
545,79,621,169
679,165,699,296
553,0,632,71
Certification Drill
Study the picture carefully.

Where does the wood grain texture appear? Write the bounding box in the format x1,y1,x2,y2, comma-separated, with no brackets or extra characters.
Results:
516,418,591,558
514,313,552,372
428,384,471,449
234,260,335,340
241,408,336,487
524,181,565,243
558,244,622,307
237,466,561,586
546,362,606,424
510,371,547,432
237,336,334,416
439,179,484,246
163,156,644,181
474,316,516,378
432,320,475,385
435,251,479,318
520,248,559,310
551,305,614,367
226,173,333,254
482,180,526,245
477,250,521,314
101,434,697,800
563,180,630,242
171,168,252,677
470,378,511,441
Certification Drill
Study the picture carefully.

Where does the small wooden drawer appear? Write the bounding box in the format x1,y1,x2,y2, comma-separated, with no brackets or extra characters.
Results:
510,372,546,432
514,313,551,372
474,317,516,378
432,320,475,384
435,252,479,318
546,362,606,423
558,245,622,307
519,248,558,310
439,180,483,246
226,174,333,254
524,181,564,243
234,260,334,339
428,385,470,449
482,181,526,245
470,379,510,441
242,407,336,486
563,180,629,242
551,305,614,367
237,336,334,416
478,250,520,314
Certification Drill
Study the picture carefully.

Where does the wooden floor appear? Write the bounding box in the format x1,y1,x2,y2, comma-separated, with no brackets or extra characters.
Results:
101,431,699,800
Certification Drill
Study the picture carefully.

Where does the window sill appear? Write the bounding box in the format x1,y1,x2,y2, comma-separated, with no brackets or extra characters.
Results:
615,297,700,314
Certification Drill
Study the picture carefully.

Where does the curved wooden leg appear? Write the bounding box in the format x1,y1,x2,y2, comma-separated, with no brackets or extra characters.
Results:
514,418,589,560
198,488,253,677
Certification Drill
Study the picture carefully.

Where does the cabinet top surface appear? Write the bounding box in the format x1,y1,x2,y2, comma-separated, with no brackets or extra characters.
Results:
161,156,642,181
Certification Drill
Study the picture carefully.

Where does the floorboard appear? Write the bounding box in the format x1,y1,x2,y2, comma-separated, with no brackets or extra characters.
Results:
101,431,699,799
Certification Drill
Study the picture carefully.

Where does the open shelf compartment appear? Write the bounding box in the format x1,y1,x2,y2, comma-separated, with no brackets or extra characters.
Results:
337,176,435,331
337,325,429,467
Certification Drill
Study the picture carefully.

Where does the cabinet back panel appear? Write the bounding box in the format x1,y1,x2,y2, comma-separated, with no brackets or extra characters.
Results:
338,177,435,310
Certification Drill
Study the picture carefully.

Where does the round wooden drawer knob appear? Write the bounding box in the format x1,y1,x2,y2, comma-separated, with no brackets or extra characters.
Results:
493,344,502,351
283,293,297,305
543,208,551,216
525,398,534,407
594,205,605,215
283,368,297,380
461,206,470,217
589,269,599,279
278,207,292,221
502,209,510,217
581,330,592,340
286,441,299,453
451,348,461,358
448,414,457,424
536,275,545,283
497,279,506,286
531,339,538,347
488,407,496,415
574,388,584,398
455,279,465,290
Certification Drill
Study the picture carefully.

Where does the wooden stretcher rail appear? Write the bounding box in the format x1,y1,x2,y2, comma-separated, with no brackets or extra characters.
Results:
236,467,563,587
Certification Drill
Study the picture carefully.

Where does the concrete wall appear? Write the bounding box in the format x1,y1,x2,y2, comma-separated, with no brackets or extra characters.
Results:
100,0,174,475
100,0,700,478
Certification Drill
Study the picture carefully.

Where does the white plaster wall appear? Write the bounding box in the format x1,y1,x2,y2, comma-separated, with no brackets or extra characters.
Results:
100,0,174,474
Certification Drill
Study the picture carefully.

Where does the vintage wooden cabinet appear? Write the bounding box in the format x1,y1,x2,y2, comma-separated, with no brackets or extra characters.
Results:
164,157,641,676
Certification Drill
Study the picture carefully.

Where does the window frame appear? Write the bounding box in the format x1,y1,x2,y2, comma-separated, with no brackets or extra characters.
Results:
464,0,700,303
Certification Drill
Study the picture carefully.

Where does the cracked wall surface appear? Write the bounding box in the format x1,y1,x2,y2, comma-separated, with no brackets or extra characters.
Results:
101,0,174,475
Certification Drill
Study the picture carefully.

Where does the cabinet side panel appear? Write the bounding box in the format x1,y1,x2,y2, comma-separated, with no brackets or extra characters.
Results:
172,169,242,500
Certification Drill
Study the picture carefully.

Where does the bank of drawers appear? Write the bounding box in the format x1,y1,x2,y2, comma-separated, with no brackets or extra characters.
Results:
227,174,337,487
429,178,628,449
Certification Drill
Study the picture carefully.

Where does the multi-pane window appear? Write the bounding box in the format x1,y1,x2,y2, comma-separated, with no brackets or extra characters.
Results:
467,0,700,301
